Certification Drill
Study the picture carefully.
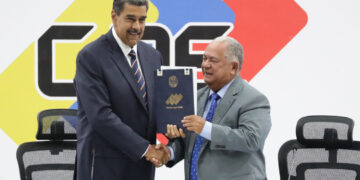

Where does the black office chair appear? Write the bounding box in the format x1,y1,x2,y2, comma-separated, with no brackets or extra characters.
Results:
278,115,360,180
16,109,77,180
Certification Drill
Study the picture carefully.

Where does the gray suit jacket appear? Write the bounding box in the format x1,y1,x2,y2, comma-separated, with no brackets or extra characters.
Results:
168,75,271,180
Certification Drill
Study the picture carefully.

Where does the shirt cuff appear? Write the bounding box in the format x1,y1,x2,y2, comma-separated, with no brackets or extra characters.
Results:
168,146,175,161
200,121,212,141
141,144,150,158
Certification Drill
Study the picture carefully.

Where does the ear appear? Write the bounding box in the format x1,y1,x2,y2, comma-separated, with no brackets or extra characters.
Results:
111,10,117,21
231,61,239,75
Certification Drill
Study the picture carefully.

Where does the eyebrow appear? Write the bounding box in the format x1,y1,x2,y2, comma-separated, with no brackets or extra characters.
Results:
203,55,217,60
126,14,147,19
126,15,135,18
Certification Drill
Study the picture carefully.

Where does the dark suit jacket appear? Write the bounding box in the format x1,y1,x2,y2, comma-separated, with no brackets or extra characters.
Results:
74,30,162,180
168,75,271,180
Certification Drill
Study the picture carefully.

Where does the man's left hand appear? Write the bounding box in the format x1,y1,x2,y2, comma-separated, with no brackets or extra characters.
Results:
182,115,206,134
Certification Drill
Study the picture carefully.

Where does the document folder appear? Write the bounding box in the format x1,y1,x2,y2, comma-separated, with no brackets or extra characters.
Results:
154,66,197,134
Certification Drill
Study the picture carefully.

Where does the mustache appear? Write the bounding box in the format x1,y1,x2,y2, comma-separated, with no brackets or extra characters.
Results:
127,29,141,35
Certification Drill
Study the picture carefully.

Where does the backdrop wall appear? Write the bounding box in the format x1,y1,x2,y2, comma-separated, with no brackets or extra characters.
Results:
1,0,359,179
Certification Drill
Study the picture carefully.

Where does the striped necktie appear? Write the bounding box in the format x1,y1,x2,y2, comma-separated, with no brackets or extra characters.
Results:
190,93,220,180
129,49,147,103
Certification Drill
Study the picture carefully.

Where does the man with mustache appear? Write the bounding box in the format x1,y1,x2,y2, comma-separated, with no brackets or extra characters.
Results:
74,0,168,179
165,36,271,180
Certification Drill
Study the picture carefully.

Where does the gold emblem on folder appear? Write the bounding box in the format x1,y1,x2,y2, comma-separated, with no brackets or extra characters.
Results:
168,75,178,88
166,94,183,106
165,94,183,109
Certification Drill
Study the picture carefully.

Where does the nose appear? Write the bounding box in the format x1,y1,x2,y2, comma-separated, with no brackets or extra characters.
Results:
201,59,210,69
132,20,140,30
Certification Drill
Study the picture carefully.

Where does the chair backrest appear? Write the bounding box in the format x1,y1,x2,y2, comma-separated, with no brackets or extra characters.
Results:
278,115,360,180
16,109,77,180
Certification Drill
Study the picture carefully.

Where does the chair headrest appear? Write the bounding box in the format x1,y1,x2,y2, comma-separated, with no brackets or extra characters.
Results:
296,115,354,149
36,109,77,140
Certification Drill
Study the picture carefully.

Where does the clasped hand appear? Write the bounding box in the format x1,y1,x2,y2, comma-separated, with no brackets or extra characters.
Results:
145,144,170,167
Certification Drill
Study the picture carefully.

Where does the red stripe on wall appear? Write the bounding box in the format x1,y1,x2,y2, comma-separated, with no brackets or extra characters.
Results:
192,43,209,51
197,71,204,79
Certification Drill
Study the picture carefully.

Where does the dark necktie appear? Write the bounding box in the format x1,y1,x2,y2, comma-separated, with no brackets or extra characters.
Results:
129,49,147,103
190,93,220,180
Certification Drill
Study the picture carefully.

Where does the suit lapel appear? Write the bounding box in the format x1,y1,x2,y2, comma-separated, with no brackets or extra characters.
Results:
106,31,148,112
211,76,242,125
137,42,153,110
137,42,157,139
199,76,243,155
197,89,209,117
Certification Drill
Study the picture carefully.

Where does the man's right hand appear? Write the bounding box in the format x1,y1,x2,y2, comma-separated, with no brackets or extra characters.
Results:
145,144,170,167
165,124,186,139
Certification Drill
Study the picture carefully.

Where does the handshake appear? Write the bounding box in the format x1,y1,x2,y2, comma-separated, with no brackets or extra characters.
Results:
144,143,170,167
145,124,187,167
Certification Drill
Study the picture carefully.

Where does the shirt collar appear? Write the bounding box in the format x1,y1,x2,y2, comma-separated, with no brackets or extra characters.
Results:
208,78,235,99
112,27,138,57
